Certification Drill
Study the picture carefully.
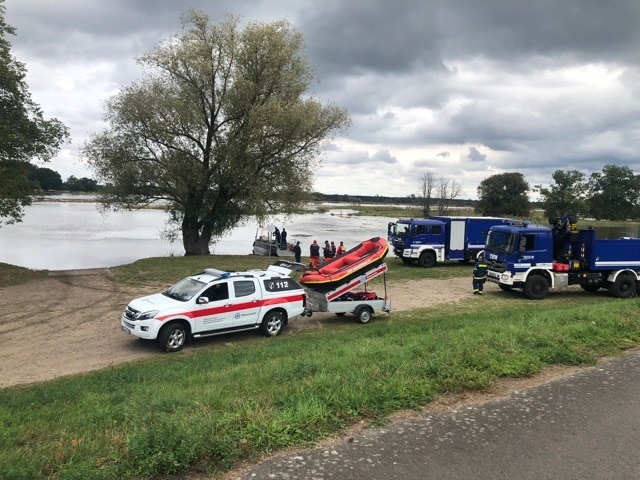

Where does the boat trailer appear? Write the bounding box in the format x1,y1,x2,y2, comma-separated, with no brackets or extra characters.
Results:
303,263,391,324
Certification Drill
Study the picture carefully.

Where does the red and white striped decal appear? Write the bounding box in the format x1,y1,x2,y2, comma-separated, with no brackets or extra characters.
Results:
155,293,305,322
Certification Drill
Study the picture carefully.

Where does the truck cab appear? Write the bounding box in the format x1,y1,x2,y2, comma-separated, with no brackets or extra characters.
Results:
484,223,555,291
485,220,640,300
387,218,446,267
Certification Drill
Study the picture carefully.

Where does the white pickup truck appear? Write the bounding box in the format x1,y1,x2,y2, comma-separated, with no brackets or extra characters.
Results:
121,261,306,352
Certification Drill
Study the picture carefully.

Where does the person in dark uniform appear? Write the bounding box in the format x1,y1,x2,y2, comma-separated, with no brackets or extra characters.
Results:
473,253,488,295
281,228,288,249
293,241,302,263
274,227,281,247
309,240,320,268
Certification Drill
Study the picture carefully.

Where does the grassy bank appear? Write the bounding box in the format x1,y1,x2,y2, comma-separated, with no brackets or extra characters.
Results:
1,275,639,478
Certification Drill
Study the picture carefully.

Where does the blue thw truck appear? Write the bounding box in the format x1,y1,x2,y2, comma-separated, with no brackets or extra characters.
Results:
387,216,514,267
484,217,640,299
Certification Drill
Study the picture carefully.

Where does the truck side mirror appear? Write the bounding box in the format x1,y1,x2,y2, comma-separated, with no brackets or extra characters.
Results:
197,296,209,304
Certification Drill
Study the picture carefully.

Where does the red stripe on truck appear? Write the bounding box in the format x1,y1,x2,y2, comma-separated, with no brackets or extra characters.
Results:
155,293,305,321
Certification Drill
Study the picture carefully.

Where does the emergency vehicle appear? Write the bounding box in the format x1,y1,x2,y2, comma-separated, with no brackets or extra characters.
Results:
387,216,514,267
485,216,640,300
121,261,306,352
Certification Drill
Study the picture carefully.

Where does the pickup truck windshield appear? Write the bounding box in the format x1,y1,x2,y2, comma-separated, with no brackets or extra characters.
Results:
163,278,206,301
486,231,516,254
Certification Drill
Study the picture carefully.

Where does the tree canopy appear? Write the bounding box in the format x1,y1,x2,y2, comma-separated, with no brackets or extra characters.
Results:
475,172,530,217
0,0,69,225
84,11,350,254
587,164,640,221
536,169,588,218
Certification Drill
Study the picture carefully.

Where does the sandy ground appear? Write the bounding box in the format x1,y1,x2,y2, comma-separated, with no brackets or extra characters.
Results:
0,269,481,388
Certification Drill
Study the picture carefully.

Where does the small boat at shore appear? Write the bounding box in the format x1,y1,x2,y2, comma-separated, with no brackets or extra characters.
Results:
252,227,295,257
252,228,278,256
300,237,388,292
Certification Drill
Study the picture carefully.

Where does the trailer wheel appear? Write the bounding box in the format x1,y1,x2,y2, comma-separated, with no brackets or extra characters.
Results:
418,251,436,268
609,274,635,299
355,307,373,324
524,275,549,300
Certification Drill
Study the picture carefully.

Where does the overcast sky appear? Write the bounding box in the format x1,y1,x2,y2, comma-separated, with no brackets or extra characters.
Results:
4,0,640,199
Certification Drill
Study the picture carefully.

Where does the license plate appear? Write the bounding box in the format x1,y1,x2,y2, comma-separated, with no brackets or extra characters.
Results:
122,325,131,334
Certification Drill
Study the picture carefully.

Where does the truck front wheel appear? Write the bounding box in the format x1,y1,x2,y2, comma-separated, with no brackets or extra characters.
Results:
261,311,285,337
524,275,549,300
610,274,635,299
157,322,188,353
418,251,436,268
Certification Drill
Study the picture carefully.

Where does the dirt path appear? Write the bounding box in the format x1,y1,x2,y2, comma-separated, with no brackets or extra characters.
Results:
0,270,481,388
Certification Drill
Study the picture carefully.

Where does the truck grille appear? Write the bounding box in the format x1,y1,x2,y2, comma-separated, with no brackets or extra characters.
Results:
123,305,140,320
487,259,506,273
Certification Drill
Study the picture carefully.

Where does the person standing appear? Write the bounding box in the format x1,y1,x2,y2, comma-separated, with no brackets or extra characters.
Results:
281,228,288,249
323,240,335,261
293,241,302,263
473,254,488,295
274,227,281,247
309,240,320,268
330,241,337,258
336,241,346,256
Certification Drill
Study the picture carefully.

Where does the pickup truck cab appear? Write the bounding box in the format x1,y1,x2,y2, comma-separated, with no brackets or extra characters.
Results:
121,261,306,352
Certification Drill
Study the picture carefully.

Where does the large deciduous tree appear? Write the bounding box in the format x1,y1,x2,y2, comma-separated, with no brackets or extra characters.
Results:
84,11,350,255
0,0,69,225
475,172,530,217
536,169,588,218
587,164,640,221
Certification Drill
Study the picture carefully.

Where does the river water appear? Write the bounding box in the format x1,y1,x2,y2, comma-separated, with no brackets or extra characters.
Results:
0,199,397,270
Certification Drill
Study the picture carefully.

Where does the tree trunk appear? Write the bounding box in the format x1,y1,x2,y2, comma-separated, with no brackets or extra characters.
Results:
182,217,211,255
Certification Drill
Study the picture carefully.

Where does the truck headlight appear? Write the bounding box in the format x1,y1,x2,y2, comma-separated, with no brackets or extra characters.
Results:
501,274,509,282
136,310,159,320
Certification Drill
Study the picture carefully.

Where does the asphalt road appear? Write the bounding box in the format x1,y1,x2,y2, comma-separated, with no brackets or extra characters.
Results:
235,349,640,479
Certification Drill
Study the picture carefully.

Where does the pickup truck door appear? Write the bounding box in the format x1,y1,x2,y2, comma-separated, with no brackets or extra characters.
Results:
230,279,262,326
192,281,235,333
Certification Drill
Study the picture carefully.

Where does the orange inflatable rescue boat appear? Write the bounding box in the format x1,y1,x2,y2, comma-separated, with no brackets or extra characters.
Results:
300,237,389,292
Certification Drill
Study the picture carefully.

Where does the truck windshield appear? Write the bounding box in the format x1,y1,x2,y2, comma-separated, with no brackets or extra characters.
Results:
163,278,206,301
486,231,516,254
395,223,411,238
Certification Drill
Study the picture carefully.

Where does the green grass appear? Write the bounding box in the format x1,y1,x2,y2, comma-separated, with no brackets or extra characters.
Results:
1,287,640,479
0,263,48,287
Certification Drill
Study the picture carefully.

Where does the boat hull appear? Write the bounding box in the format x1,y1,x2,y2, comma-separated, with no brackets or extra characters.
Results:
253,240,278,256
300,237,388,292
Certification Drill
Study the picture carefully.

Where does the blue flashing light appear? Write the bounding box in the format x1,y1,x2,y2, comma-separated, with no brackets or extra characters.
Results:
221,272,231,278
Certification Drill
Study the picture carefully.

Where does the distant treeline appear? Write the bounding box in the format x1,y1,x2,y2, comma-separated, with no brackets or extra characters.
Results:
28,165,100,193
311,192,482,207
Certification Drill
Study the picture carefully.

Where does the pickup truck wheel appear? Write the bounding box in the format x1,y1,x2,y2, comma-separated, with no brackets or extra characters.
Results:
610,275,635,298
355,307,373,324
418,251,436,268
261,311,285,337
524,275,549,300
157,323,187,353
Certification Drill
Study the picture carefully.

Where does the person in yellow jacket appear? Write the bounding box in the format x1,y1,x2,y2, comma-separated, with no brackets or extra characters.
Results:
473,254,488,295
